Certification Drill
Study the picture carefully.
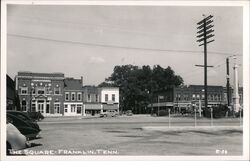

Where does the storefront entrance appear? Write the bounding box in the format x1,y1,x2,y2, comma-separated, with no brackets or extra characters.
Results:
37,100,45,114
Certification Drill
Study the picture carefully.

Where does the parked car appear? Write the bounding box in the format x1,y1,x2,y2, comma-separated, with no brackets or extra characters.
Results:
100,110,118,117
7,113,41,139
8,110,35,122
126,110,133,116
7,121,30,155
24,112,44,121
7,111,41,132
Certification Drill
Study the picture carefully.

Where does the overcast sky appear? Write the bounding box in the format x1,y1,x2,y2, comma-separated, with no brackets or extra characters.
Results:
7,4,243,86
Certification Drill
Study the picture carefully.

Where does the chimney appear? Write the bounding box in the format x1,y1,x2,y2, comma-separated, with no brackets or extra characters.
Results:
81,76,84,86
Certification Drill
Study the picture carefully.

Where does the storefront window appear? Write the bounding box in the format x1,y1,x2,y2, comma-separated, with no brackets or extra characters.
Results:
77,104,82,114
71,104,76,112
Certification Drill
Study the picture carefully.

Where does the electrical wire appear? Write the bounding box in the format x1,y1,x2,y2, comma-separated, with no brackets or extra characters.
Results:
7,33,240,57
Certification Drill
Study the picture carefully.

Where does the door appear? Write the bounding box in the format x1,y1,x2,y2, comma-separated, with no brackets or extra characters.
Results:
37,100,45,114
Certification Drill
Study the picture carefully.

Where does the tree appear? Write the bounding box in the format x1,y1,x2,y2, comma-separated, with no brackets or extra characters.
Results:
99,64,183,114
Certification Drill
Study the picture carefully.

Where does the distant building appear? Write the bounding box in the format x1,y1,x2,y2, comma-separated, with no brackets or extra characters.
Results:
174,85,226,112
16,72,65,116
147,85,243,114
148,88,174,114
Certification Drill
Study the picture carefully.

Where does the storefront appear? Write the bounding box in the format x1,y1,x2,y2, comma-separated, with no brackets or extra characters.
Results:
84,103,102,116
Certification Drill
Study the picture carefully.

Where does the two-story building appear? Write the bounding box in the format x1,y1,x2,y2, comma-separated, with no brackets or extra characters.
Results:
99,87,119,113
83,86,101,116
63,78,84,116
174,85,226,113
82,86,120,116
16,72,65,116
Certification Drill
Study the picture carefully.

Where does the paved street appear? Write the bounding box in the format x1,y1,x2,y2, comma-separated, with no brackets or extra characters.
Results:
25,115,242,156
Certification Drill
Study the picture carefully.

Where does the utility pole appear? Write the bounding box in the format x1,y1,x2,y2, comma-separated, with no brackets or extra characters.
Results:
226,58,231,108
196,15,215,110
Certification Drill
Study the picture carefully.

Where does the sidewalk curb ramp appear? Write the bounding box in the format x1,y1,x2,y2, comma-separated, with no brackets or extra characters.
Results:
142,126,243,133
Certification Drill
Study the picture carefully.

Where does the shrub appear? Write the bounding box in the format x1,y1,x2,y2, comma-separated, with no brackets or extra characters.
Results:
157,110,170,116
203,104,229,118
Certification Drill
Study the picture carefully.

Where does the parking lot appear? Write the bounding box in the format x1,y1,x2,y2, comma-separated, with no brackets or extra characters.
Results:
24,115,242,155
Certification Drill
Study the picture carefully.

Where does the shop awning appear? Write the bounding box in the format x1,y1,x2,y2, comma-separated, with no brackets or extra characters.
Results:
103,104,119,110
85,104,102,110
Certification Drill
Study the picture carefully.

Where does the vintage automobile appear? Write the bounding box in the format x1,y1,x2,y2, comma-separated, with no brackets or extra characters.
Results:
8,110,36,122
7,122,30,155
7,111,41,131
7,113,41,139
100,110,119,117
126,110,133,116
24,112,44,121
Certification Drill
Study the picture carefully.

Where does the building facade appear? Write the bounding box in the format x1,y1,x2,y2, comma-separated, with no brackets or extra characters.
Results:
15,72,120,117
63,78,84,116
16,72,65,116
148,88,174,114
174,85,243,113
83,86,101,116
99,87,119,113
7,75,20,111
148,85,243,115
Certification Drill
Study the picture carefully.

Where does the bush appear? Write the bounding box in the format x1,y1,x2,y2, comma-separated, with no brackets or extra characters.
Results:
203,104,229,118
157,110,170,116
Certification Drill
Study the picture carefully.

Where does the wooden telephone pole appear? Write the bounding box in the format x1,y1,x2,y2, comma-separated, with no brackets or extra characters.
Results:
196,15,215,109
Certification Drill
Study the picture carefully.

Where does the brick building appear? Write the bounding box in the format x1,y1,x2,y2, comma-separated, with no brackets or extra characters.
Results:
147,85,243,114
83,86,101,116
174,85,243,113
15,72,120,117
63,78,84,116
16,72,65,116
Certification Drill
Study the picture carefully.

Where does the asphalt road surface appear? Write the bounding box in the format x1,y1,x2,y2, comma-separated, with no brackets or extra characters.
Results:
24,115,242,156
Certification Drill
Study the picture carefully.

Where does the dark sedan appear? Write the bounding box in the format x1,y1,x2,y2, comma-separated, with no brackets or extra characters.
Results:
7,112,41,139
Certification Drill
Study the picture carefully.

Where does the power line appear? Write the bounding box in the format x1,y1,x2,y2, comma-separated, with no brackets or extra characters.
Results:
183,61,226,80
7,33,240,56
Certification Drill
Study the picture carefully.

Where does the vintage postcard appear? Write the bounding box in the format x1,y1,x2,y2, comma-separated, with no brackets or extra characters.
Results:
1,0,249,161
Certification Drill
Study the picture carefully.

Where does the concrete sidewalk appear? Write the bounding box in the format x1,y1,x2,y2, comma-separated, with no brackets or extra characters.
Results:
39,115,99,122
142,125,243,132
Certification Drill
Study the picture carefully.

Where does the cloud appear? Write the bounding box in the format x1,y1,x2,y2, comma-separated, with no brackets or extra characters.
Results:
89,56,105,64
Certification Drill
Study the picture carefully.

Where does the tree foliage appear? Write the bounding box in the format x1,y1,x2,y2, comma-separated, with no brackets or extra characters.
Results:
99,64,183,114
